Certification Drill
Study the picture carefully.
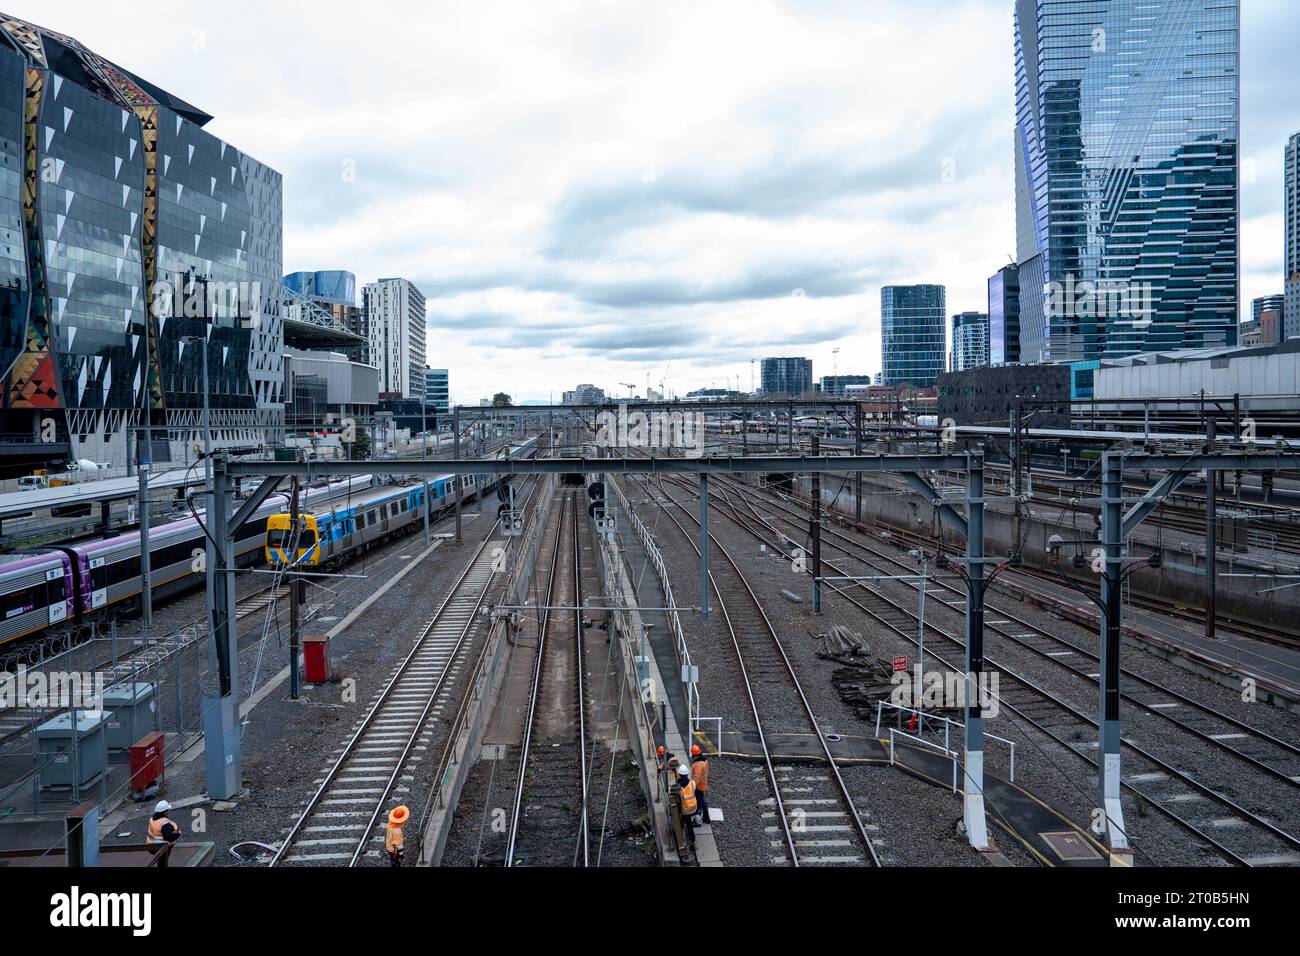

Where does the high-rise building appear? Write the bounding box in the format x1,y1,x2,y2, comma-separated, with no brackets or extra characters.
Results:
988,264,1020,365
760,357,813,397
424,367,449,416
0,14,283,473
951,312,990,373
880,285,945,387
363,278,426,400
819,374,872,397
1285,133,1300,340
1013,0,1239,365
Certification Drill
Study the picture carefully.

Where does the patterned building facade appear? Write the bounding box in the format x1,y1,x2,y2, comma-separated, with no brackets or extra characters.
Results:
1013,0,1239,364
0,14,282,471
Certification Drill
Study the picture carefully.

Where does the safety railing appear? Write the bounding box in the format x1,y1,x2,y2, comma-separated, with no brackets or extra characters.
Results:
876,700,1015,784
607,476,699,727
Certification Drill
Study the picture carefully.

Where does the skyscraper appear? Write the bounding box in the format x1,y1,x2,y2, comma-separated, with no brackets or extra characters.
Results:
880,285,945,387
363,278,426,400
0,13,283,473
1285,133,1300,340
1013,0,1239,364
760,357,813,397
951,312,991,373
988,264,1020,365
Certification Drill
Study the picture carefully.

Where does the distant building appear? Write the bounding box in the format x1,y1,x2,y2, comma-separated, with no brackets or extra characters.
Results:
881,285,945,387
950,312,990,373
937,364,1071,428
683,388,735,402
363,278,427,400
563,384,606,404
283,349,378,430
1239,319,1262,347
988,264,1020,365
1286,133,1300,340
284,269,367,361
1260,307,1283,348
424,367,450,416
819,375,872,397
1253,294,1285,325
761,357,813,397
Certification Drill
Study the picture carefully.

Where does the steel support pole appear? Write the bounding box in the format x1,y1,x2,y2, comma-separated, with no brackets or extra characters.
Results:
137,430,152,628
289,477,302,700
203,458,241,800
811,435,822,613
1205,420,1217,641
454,407,462,544
1098,452,1128,856
962,451,989,850
854,403,863,523
699,473,709,623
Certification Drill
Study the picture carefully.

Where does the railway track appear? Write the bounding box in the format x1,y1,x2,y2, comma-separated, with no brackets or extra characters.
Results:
666,472,1300,866
505,490,590,867
625,473,882,867
270,535,501,866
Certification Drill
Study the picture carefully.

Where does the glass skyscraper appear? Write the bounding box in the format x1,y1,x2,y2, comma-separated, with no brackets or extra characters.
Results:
881,285,945,387
0,14,283,472
760,356,813,397
1013,0,1239,364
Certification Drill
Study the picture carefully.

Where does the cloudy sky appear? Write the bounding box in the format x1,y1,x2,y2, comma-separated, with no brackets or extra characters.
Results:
16,0,1298,404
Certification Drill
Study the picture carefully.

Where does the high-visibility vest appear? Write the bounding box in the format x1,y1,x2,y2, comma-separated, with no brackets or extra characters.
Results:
679,780,698,815
691,758,709,792
146,816,176,844
385,823,405,854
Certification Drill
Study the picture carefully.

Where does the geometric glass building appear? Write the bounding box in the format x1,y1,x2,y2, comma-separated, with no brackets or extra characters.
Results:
1013,0,1239,365
880,284,945,387
0,13,282,474
284,270,355,306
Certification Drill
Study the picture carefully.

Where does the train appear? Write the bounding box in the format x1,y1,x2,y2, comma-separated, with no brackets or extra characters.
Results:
267,435,539,568
0,476,374,648
0,435,540,648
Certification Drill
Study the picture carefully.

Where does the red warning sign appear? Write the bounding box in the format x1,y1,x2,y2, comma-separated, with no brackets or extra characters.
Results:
892,656,908,673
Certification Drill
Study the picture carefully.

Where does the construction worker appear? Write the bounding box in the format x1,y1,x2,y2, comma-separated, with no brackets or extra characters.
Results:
689,744,710,826
385,805,409,867
146,800,181,845
676,764,699,852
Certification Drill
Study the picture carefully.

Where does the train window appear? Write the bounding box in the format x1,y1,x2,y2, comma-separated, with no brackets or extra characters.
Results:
3,585,39,620
107,556,141,586
267,528,290,547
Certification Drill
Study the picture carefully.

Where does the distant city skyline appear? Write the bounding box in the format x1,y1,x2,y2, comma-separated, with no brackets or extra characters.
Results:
9,0,1295,404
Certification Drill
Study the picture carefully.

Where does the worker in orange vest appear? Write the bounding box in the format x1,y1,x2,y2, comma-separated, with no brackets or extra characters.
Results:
385,805,409,867
689,744,710,825
676,764,699,852
146,800,181,845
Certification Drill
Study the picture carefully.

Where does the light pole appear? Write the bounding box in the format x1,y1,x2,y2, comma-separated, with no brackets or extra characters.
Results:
181,333,213,633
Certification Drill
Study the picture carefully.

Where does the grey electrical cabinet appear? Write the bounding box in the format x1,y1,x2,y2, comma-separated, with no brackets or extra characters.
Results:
36,711,108,790
102,682,157,751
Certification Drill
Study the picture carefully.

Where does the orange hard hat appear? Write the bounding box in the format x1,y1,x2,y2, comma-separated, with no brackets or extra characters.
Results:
690,745,701,756
388,805,409,826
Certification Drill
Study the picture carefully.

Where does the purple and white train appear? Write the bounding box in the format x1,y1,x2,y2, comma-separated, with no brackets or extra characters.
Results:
0,477,374,648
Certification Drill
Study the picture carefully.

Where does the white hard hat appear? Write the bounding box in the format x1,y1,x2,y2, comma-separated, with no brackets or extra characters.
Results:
677,765,690,777
154,800,171,813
